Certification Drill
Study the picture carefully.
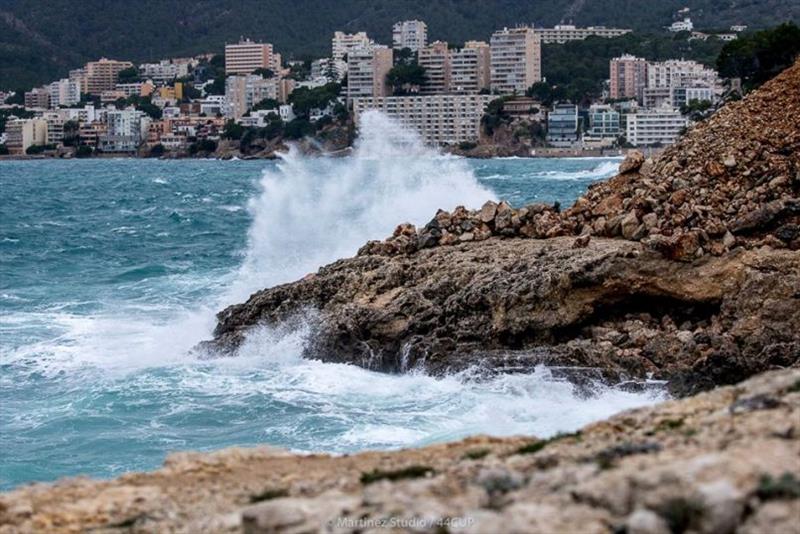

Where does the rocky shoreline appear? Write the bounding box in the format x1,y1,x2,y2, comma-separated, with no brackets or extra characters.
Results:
206,60,800,397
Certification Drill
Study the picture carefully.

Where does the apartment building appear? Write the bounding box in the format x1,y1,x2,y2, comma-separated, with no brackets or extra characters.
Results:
418,41,451,94
546,104,580,147
4,118,48,154
352,94,493,145
48,79,81,108
647,60,720,90
609,54,648,100
450,41,491,93
346,45,393,102
533,25,631,44
84,58,135,95
625,105,688,146
100,109,150,152
139,60,190,84
490,27,541,94
332,31,373,61
225,39,274,75
583,104,621,147
24,87,50,109
392,20,428,52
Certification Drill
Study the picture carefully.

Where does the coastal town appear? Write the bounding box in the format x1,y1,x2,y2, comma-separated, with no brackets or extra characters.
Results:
0,15,749,158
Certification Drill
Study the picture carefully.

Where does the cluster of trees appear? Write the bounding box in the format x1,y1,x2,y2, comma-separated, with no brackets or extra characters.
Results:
717,22,800,91
112,95,163,119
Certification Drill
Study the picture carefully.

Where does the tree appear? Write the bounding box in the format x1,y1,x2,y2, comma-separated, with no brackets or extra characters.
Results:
283,118,313,139
681,99,713,121
62,120,80,146
0,144,9,155
4,91,24,105
205,75,226,96
386,63,427,95
75,145,93,158
252,97,280,111
253,68,274,78
288,83,341,117
717,22,800,91
149,143,165,157
117,66,141,83
222,120,244,140
394,47,415,65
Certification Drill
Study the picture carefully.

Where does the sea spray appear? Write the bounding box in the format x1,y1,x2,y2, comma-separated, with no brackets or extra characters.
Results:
0,132,657,490
227,111,494,302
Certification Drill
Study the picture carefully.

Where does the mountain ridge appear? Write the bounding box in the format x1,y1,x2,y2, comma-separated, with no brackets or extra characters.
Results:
1,0,798,89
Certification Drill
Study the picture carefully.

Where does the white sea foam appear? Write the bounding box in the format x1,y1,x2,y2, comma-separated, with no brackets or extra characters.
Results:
1,112,666,472
225,111,494,301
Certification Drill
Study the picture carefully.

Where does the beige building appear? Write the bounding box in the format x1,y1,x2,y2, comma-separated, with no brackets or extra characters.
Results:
84,58,135,95
225,39,274,75
332,31,372,62
392,20,428,52
352,94,494,145
450,41,491,93
48,78,81,108
24,87,50,109
418,41,451,94
609,54,648,100
533,25,631,44
490,27,541,94
5,118,48,154
346,45,393,102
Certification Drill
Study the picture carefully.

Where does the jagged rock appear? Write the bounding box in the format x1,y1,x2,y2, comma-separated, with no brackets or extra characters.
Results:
619,150,645,174
206,237,799,395
479,200,498,223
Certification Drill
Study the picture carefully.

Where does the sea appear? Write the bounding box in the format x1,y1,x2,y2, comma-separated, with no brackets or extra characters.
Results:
0,112,665,490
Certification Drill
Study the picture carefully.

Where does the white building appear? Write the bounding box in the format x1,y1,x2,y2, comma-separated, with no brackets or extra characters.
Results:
490,27,542,94
48,79,81,108
100,109,150,152
392,20,428,52
346,45,393,102
730,25,748,32
668,18,694,32
352,94,493,145
139,60,190,84
625,105,688,146
332,31,373,62
533,25,631,44
643,59,722,109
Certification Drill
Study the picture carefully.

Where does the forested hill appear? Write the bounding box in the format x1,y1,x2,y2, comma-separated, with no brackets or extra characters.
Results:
1,0,798,89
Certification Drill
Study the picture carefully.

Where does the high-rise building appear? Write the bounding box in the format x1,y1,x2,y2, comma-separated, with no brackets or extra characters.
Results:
47,79,82,108
609,54,648,100
84,58,135,95
224,75,281,118
352,94,493,145
392,20,428,52
346,45,393,102
533,25,631,44
225,39,274,75
490,27,541,94
418,41,451,94
311,58,348,82
332,32,373,62
646,59,720,90
24,87,50,109
450,41,491,93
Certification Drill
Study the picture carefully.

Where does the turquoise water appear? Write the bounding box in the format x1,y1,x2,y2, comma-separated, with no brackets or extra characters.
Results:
0,119,662,490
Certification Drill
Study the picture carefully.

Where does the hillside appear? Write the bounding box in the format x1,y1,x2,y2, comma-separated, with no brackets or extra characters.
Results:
2,0,799,89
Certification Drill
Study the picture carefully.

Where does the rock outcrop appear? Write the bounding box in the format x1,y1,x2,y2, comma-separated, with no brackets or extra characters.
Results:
361,60,800,261
2,368,798,533
205,60,800,396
